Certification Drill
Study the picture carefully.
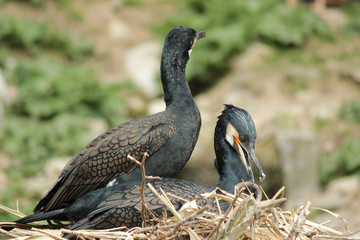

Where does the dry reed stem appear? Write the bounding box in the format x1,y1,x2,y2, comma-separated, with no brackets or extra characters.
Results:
61,228,140,240
170,205,208,236
127,153,150,228
0,205,25,218
31,227,68,240
147,183,201,239
207,186,243,239
0,227,21,238
286,201,311,240
214,197,256,240
272,186,286,200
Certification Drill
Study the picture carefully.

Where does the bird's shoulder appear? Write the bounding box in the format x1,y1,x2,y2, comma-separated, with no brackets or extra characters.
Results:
58,112,176,179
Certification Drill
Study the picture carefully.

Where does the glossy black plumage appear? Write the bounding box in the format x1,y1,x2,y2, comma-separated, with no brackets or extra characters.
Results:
11,105,265,234
65,179,214,231
31,26,203,213
66,105,265,233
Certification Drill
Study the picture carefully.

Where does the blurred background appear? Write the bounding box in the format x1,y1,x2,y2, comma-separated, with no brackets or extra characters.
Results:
0,0,360,232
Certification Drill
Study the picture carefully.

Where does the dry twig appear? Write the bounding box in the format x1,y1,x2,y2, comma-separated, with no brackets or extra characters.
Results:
286,201,311,240
128,152,160,228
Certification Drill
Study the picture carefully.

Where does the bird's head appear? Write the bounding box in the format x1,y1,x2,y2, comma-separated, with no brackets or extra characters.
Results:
163,26,205,62
214,104,266,183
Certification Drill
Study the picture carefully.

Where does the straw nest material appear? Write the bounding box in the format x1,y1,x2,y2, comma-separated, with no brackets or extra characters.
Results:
0,182,359,240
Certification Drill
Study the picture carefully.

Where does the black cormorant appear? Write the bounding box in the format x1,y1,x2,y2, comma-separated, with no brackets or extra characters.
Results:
33,26,205,213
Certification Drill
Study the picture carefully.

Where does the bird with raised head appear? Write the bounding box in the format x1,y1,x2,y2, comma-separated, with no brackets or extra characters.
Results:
30,26,205,214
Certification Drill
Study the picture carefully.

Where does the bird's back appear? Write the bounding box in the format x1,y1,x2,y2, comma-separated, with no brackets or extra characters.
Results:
67,178,216,231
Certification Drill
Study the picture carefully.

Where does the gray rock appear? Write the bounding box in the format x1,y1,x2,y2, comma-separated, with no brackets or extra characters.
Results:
312,176,360,231
327,175,359,198
314,175,360,209
124,41,162,99
276,131,319,209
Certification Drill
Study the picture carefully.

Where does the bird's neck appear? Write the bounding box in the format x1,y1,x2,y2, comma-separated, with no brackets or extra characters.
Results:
160,51,195,110
216,144,250,194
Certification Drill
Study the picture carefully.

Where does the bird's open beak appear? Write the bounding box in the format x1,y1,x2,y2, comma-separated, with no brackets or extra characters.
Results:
189,31,206,57
233,137,266,182
226,123,266,183
232,136,254,182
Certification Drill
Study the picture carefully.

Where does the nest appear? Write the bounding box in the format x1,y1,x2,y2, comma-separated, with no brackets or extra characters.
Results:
0,183,359,240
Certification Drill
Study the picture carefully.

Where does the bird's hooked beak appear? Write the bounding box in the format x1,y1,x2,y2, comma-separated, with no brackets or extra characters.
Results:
188,31,206,57
225,123,266,183
196,31,206,40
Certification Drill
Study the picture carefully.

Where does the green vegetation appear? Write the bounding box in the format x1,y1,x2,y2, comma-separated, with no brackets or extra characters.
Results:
285,74,309,94
319,101,360,185
342,2,360,35
0,13,134,220
1,59,131,178
0,15,93,60
314,117,329,130
319,138,360,185
155,0,330,89
339,100,360,123
5,60,128,124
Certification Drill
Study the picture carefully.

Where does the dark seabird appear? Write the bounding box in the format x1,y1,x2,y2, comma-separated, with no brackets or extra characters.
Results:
12,105,265,234
33,26,205,213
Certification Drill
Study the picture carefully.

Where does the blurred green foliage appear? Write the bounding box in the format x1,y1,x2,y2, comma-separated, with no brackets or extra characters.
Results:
319,101,360,185
0,15,93,60
155,0,330,88
0,14,133,220
6,60,126,124
339,100,360,123
0,57,133,219
3,115,87,179
314,117,329,130
342,2,360,34
285,74,309,94
319,138,360,185
1,59,130,178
